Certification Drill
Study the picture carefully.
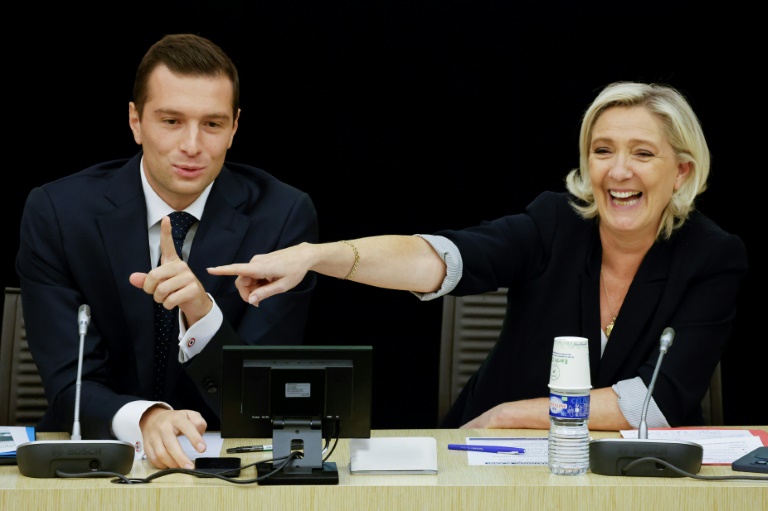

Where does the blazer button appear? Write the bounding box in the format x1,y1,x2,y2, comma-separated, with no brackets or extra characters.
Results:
204,378,218,394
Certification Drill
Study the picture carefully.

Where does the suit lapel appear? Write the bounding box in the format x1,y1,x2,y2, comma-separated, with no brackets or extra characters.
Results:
596,242,673,387
580,240,602,386
188,166,251,297
95,154,156,396
92,161,253,397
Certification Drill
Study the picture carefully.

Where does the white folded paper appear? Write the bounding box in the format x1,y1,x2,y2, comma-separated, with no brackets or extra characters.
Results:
349,437,438,474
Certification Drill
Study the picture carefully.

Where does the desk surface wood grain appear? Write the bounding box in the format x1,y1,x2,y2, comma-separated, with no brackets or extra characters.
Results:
2,428,767,511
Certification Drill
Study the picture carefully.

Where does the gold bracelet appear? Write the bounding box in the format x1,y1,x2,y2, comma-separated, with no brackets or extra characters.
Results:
340,240,359,280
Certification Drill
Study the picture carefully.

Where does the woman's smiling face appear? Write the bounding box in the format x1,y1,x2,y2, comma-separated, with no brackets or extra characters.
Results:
589,105,690,241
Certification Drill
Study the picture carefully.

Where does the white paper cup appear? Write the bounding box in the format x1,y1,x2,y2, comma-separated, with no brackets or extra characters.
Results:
548,336,591,391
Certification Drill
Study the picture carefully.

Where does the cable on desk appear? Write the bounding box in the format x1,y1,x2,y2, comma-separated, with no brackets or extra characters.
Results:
322,419,341,461
55,470,134,483
622,457,768,481
100,451,303,485
59,424,347,485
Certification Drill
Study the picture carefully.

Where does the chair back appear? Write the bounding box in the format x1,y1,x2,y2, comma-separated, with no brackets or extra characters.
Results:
438,289,507,423
0,287,48,425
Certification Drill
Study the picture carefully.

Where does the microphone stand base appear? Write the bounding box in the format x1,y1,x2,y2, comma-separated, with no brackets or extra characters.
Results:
589,438,703,477
16,440,135,478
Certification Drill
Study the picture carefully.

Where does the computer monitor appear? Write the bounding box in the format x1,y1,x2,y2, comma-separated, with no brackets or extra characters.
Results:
221,345,373,485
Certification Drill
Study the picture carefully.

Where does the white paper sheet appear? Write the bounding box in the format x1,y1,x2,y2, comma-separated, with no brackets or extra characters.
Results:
177,432,225,460
350,437,438,474
0,426,33,455
463,437,549,466
619,428,765,464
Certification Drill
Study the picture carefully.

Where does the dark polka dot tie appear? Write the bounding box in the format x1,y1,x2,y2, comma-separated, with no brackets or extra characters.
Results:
153,211,197,400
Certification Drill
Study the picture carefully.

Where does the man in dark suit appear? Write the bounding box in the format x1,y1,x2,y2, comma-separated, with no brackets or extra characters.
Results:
15,33,318,470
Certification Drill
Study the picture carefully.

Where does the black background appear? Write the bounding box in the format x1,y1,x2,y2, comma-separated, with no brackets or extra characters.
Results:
5,2,764,428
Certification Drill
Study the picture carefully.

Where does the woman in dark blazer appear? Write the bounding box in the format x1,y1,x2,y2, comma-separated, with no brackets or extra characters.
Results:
209,81,748,431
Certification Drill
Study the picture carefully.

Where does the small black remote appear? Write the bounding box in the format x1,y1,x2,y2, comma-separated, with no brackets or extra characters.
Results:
731,446,768,474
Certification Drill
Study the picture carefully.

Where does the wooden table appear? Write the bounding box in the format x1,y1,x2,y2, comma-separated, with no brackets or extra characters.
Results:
2,428,767,511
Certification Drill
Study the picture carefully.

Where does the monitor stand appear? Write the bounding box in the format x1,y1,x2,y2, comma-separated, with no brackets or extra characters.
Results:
257,418,339,485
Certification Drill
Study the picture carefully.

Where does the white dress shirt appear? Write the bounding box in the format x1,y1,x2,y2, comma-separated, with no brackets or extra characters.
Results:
111,158,225,459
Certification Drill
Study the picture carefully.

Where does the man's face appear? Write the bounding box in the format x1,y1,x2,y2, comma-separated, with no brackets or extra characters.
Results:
128,64,240,210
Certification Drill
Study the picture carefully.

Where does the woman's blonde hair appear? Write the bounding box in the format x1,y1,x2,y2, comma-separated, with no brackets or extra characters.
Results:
565,81,710,240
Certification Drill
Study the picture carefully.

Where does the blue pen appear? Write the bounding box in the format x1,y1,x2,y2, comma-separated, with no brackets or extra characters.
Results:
448,443,525,454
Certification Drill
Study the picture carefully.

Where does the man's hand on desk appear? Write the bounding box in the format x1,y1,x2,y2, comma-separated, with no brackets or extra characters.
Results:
139,405,208,469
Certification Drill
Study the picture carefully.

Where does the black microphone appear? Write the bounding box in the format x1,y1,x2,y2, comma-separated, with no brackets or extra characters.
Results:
16,304,135,478
589,327,704,477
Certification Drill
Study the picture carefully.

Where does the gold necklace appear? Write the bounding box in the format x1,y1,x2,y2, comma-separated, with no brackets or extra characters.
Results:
601,265,618,337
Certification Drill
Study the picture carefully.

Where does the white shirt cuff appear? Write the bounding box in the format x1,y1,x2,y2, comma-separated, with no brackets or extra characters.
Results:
612,377,671,429
177,293,223,363
112,400,172,460
410,234,463,301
